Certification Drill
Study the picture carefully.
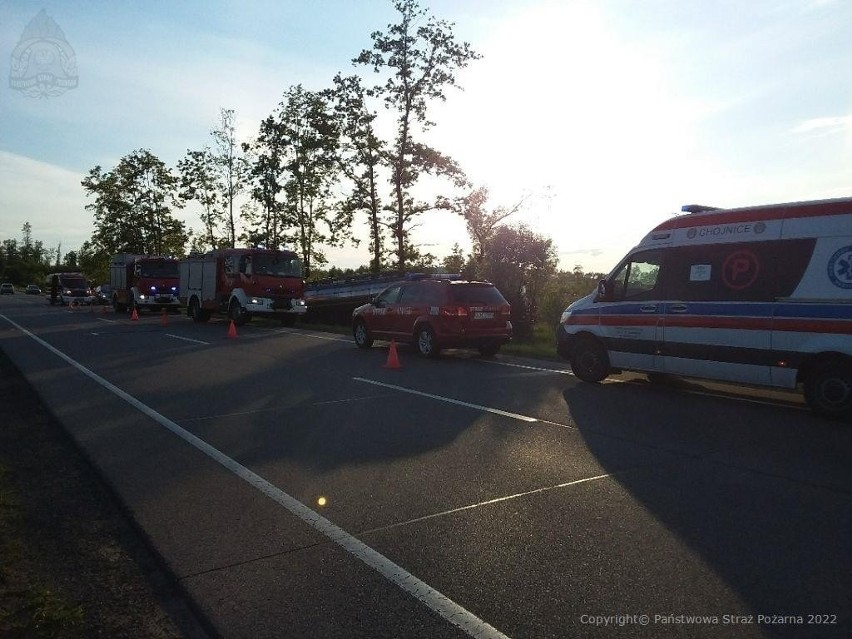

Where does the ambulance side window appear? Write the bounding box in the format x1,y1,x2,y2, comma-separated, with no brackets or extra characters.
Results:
611,251,664,300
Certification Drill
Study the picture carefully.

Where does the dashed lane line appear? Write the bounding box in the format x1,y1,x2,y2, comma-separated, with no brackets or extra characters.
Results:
165,333,210,345
352,377,575,429
360,473,613,536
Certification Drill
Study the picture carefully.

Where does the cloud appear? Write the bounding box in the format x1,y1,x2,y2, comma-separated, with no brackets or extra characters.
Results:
0,151,90,252
791,114,852,136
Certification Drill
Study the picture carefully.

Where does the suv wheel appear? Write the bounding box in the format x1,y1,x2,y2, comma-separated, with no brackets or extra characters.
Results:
353,319,373,349
416,325,440,358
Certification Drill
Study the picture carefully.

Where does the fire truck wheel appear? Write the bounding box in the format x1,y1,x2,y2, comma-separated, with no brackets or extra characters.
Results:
570,336,610,383
189,299,210,323
804,360,852,421
228,300,249,326
353,320,373,349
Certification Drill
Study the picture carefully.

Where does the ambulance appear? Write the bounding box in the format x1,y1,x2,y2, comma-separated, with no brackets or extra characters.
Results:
556,198,852,420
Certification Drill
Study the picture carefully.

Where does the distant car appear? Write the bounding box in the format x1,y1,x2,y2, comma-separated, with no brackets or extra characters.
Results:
352,276,512,357
94,284,112,304
25,284,41,295
0,283,14,295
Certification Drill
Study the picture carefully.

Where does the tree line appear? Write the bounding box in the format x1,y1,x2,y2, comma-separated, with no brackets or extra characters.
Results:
2,0,606,334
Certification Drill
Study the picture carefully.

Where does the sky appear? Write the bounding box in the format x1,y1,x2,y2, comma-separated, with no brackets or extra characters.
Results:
2,0,852,275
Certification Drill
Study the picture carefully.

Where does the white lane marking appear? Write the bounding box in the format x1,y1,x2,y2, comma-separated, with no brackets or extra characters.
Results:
480,359,574,375
97,318,118,323
353,377,538,423
363,473,613,535
165,333,210,345
1,314,509,639
276,328,351,343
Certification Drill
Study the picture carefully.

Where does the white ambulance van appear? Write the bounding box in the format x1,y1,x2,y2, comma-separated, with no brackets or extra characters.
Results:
556,198,852,420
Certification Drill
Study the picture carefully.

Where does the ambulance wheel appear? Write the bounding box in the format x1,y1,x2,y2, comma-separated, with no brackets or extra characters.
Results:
228,300,249,326
804,361,852,421
353,320,373,349
570,337,610,382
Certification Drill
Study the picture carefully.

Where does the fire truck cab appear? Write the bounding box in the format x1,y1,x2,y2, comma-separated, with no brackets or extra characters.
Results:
179,248,307,326
109,254,180,313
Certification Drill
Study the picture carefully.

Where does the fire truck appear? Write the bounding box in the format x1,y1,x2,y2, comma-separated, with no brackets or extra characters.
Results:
109,254,181,313
179,248,307,326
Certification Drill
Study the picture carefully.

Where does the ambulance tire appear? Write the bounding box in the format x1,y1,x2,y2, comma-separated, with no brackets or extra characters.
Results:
229,300,249,326
570,337,610,383
804,361,852,421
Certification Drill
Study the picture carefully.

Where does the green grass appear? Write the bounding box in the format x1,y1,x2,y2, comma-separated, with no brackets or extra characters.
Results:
502,322,561,361
0,463,85,638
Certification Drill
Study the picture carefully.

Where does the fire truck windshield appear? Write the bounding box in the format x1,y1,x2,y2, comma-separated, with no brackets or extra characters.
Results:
139,262,178,278
253,254,303,277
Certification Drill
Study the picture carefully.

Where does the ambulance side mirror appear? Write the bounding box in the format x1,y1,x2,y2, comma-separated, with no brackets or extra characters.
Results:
596,279,613,302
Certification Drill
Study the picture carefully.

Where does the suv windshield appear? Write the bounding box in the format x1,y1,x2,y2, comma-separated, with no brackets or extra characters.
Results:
450,284,507,305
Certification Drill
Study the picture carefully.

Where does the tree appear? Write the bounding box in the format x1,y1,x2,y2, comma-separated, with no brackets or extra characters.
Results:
178,148,224,251
483,225,558,339
354,0,480,270
242,131,285,249
210,108,250,248
81,149,187,258
330,73,385,271
439,186,525,274
252,85,346,276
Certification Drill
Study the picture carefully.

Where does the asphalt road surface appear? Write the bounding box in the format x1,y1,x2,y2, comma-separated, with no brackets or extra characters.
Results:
1,293,850,639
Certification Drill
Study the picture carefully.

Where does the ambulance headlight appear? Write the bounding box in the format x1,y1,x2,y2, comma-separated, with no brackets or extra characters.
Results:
560,310,572,324
250,298,260,304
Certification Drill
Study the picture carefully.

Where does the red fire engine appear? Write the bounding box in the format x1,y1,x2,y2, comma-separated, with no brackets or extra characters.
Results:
109,254,180,313
179,248,307,326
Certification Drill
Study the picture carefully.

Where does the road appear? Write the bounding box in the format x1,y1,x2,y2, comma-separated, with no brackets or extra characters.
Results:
1,293,850,639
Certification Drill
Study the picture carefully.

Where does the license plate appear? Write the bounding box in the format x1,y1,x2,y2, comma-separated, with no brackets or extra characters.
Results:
473,311,494,320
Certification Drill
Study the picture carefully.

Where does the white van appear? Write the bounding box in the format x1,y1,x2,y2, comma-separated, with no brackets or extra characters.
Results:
556,198,852,420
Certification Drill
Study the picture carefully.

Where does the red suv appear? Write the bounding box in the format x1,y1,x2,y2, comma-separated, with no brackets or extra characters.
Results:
352,277,512,357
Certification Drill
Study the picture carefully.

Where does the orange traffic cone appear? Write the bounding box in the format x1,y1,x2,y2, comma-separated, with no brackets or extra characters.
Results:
384,340,402,370
228,320,238,339
161,308,168,327
130,308,139,321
